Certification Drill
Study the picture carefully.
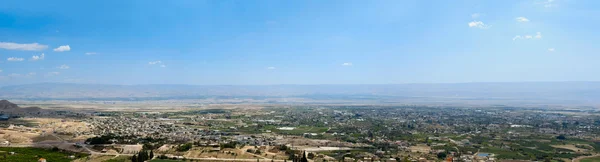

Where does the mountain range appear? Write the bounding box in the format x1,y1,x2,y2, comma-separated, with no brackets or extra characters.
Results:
0,82,599,106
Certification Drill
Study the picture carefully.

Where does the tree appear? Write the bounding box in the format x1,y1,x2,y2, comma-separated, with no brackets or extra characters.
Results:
178,143,193,151
137,150,148,162
149,150,154,159
437,152,447,159
557,135,567,140
301,151,308,162
131,155,137,162
159,154,168,159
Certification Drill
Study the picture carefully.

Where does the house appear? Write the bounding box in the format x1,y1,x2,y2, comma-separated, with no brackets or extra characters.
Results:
1,141,9,145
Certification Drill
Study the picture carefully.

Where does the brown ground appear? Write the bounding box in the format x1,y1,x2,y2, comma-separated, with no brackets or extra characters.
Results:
409,144,431,153
552,144,591,153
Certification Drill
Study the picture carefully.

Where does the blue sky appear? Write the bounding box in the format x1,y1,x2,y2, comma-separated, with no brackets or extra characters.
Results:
0,0,599,85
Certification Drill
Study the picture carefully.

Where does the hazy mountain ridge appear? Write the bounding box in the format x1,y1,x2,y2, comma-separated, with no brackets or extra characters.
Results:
1,82,599,103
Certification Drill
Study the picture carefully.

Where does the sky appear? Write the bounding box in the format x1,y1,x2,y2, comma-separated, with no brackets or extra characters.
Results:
0,0,599,85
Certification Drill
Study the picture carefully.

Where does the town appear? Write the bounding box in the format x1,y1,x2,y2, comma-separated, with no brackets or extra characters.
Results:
2,100,600,162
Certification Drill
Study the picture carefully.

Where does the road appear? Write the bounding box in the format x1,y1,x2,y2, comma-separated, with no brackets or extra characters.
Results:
572,154,600,162
163,155,288,162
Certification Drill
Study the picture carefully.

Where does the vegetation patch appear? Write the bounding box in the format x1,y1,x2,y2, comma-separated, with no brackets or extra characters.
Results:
0,147,88,162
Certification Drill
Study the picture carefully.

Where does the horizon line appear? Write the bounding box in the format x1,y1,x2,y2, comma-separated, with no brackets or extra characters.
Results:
2,81,599,87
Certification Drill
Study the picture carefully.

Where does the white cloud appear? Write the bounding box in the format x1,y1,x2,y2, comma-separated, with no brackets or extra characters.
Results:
8,72,36,78
58,64,70,69
468,21,490,29
46,72,60,77
85,52,97,55
149,61,162,65
7,57,24,61
538,0,557,8
0,42,48,51
512,35,522,40
548,48,555,52
8,73,22,77
266,67,276,70
342,62,353,66
516,17,530,22
53,45,71,52
513,32,542,41
149,60,166,67
31,53,45,61
471,13,481,19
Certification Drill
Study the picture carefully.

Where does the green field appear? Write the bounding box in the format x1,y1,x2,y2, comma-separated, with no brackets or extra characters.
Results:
149,159,182,162
581,156,600,162
0,147,88,162
103,155,133,162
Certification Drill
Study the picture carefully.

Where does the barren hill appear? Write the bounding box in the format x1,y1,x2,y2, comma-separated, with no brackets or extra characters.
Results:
0,100,42,113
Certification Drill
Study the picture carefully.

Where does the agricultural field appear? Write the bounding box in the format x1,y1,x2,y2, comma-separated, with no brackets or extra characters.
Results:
581,156,600,162
0,147,87,162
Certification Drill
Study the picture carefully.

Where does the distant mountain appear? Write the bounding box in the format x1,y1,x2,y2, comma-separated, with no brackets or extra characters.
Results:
1,82,600,105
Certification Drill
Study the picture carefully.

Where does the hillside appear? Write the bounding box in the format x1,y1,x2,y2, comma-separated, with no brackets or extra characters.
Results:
0,100,42,113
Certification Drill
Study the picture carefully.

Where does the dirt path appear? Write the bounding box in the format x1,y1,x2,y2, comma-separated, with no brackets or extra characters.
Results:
573,154,600,162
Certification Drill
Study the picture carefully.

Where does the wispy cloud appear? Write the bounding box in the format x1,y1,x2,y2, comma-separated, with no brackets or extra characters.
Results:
0,69,2,73
149,60,166,67
58,64,70,69
471,13,482,19
85,52,97,55
7,57,24,61
516,17,530,22
266,67,276,70
46,72,60,77
537,0,557,8
149,61,162,65
53,45,71,52
8,72,36,78
548,48,555,52
0,42,48,51
342,62,353,66
513,32,542,40
31,53,45,61
468,21,490,29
